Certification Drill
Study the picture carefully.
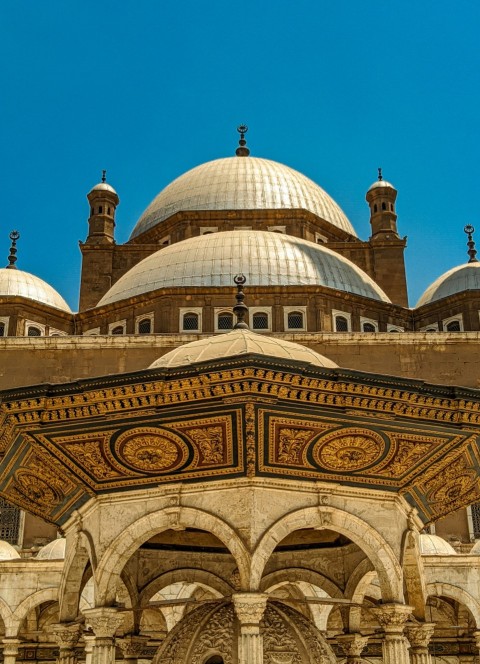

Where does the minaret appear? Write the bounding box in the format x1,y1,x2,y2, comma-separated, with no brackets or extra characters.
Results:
86,170,119,244
366,168,399,238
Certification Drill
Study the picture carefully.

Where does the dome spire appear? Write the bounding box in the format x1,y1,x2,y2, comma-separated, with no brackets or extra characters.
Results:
6,230,20,269
233,274,249,329
101,169,107,183
236,125,250,157
378,167,383,181
464,225,478,263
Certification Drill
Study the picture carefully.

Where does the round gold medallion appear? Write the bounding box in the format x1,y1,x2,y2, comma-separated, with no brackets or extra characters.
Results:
14,471,59,506
115,428,188,474
313,428,384,472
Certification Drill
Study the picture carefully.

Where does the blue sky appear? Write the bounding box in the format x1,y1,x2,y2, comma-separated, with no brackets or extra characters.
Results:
1,1,479,310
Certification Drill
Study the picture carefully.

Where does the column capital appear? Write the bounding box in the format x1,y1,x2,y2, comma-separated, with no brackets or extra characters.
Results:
405,623,435,649
83,608,124,638
336,633,369,658
233,593,268,625
50,623,83,649
372,604,413,633
117,635,149,659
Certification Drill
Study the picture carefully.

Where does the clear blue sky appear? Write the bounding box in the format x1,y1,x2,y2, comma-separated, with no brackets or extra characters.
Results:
1,1,479,310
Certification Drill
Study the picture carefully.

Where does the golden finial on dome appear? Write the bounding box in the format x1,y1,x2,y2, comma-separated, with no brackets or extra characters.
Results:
378,167,383,181
102,169,107,183
236,125,250,157
6,230,20,270
464,225,478,263
233,274,249,328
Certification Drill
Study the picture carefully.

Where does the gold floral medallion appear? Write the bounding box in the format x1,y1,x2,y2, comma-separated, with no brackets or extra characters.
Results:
312,428,384,472
115,427,188,473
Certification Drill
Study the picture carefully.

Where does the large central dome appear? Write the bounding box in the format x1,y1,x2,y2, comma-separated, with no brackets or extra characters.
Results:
98,230,389,306
129,157,356,239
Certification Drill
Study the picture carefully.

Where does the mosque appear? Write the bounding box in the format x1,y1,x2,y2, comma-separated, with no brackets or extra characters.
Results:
0,127,480,664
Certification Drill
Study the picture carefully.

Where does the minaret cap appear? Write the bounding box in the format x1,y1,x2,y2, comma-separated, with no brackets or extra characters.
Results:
6,230,20,270
236,125,250,157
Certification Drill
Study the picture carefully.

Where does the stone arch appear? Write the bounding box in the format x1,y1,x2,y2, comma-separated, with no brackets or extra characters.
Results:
59,531,95,622
260,568,344,599
251,506,403,601
426,583,480,628
0,596,13,636
401,529,427,620
140,569,233,606
10,588,59,637
95,507,250,605
344,559,378,633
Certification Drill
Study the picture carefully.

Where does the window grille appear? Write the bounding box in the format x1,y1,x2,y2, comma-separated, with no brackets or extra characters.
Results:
111,326,124,335
446,320,461,332
27,326,41,337
0,498,21,545
252,312,268,330
217,313,233,330
335,316,349,332
183,313,199,331
138,318,151,334
0,322,4,337
287,312,304,329
363,323,376,332
472,503,480,538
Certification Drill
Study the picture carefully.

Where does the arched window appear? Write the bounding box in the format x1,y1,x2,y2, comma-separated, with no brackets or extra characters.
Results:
335,316,349,332
381,202,386,210
217,312,233,331
0,322,5,337
446,320,461,332
204,657,224,664
287,311,304,329
138,318,151,334
27,326,42,337
183,312,199,331
252,312,269,330
111,326,124,335
107,207,111,215
390,203,394,211
362,322,376,332
98,206,103,214
373,204,377,213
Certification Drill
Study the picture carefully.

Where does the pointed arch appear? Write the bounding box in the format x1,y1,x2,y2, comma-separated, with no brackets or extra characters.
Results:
59,530,95,622
10,588,59,637
426,582,480,628
140,569,232,606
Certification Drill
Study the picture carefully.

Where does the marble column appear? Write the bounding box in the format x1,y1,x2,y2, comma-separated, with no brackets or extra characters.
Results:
337,633,369,664
233,593,268,664
51,623,82,664
373,604,413,664
117,635,149,664
2,638,22,664
83,634,95,664
405,623,435,664
83,608,124,664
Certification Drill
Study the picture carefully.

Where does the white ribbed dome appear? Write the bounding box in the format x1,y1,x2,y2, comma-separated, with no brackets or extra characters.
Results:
98,231,389,307
149,328,338,369
0,268,71,312
0,540,20,561
419,534,456,555
416,263,480,307
129,157,356,239
36,537,66,560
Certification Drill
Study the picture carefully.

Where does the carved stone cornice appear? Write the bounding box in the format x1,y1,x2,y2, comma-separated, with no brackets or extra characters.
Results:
232,593,268,625
82,608,124,638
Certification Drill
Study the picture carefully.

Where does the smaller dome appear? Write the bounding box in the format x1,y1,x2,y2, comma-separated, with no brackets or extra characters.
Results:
149,329,337,370
36,537,66,560
416,262,480,307
0,268,72,312
367,179,396,192
419,533,456,555
89,182,117,195
0,540,20,561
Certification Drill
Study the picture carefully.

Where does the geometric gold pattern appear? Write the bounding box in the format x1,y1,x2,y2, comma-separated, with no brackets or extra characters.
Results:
114,427,189,473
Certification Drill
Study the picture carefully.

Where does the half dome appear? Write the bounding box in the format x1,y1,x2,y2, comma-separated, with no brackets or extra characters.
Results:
129,157,356,239
149,328,338,369
419,533,456,555
416,263,480,307
36,537,66,560
0,268,72,312
98,231,390,307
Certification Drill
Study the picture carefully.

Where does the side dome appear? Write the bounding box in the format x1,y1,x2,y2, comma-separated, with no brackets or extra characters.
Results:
0,268,72,312
149,328,338,369
416,263,480,307
0,540,20,561
419,533,456,555
36,537,66,560
98,231,390,306
129,157,356,239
